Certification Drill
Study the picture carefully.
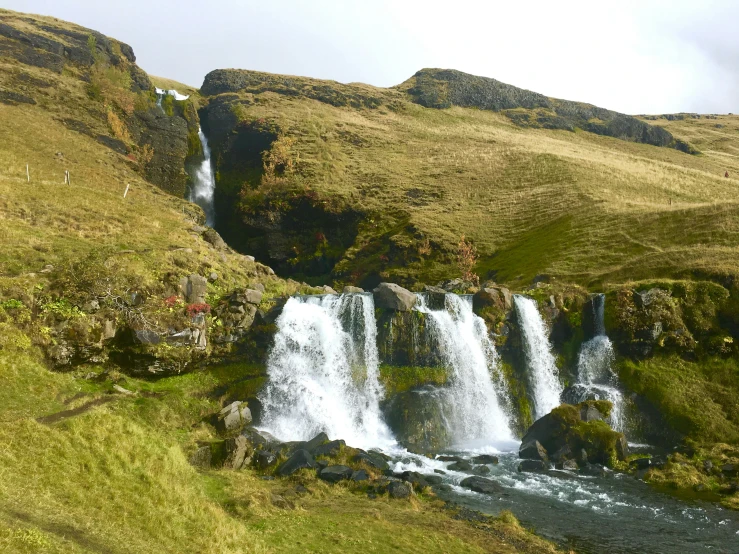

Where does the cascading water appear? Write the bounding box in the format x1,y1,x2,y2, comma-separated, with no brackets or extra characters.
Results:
570,294,624,430
189,127,216,226
514,295,563,419
258,293,395,450
416,293,514,447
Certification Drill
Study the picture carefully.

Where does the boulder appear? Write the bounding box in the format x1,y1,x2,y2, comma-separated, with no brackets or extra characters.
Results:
314,439,345,458
351,469,369,482
473,286,512,311
202,228,228,250
353,451,389,471
399,471,429,491
181,274,208,304
437,455,464,463
518,460,549,473
382,386,450,454
387,481,411,499
519,440,549,462
580,404,605,422
581,464,610,477
423,474,443,485
630,458,652,470
560,459,578,471
133,329,160,345
472,465,491,475
448,460,472,472
372,283,417,311
319,465,354,483
320,285,337,294
615,436,629,461
253,449,278,470
277,449,315,477
215,401,252,434
459,476,501,494
231,289,263,306
471,454,499,465
343,286,364,293
209,436,252,470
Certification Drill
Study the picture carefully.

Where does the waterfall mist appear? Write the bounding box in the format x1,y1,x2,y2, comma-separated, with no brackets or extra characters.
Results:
259,294,395,450
514,295,564,420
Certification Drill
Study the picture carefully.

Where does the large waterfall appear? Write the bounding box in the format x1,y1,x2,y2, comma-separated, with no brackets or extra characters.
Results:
258,294,395,450
514,295,563,419
570,294,624,430
189,127,216,227
417,294,514,446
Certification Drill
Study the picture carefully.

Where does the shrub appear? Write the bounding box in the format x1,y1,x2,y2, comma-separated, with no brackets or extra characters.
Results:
186,303,211,318
457,235,479,286
107,109,131,144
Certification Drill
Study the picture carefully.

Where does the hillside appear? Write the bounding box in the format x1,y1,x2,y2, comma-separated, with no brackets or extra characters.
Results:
200,68,739,290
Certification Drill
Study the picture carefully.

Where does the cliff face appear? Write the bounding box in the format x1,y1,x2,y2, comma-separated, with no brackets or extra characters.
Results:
0,9,195,197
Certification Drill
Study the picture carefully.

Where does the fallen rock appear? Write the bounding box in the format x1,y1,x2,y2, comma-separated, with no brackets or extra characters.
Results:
519,440,549,462
472,286,512,311
314,439,345,458
353,451,389,471
448,460,472,472
472,465,491,475
253,449,278,470
372,283,417,311
351,469,369,482
319,465,354,483
215,401,252,434
437,455,464,463
181,274,208,304
278,449,315,477
399,471,429,491
343,286,364,293
471,454,499,465
202,228,227,250
460,476,502,494
388,481,411,499
423,474,443,485
133,329,160,345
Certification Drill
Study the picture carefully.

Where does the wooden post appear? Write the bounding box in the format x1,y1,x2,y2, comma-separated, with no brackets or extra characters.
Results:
123,184,130,198
67,170,71,186
26,164,29,183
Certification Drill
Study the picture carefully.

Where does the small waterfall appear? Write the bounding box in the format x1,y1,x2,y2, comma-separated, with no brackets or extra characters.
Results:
417,293,514,446
571,294,624,430
259,294,395,450
514,295,563,420
189,127,216,226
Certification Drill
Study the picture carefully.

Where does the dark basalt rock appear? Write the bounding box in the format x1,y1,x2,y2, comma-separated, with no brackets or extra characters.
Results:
436,455,464,463
423,474,443,485
314,439,345,458
253,449,277,470
459,476,502,494
518,460,549,473
387,481,411,499
447,460,472,472
353,451,389,471
472,465,491,476
319,465,353,483
351,469,369,482
398,471,429,491
471,454,499,465
519,439,549,462
277,449,315,477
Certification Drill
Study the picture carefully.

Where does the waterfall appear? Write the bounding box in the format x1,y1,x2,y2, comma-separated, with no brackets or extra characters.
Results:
514,295,563,420
571,294,624,430
189,127,216,226
417,294,514,446
259,294,395,450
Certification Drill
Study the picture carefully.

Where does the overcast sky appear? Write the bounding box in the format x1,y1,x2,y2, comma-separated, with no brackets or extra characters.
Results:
5,0,738,114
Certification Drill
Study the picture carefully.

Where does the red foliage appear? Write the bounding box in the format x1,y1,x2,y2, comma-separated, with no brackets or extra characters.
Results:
379,254,389,262
186,303,211,318
127,153,137,162
315,231,326,242
163,295,179,308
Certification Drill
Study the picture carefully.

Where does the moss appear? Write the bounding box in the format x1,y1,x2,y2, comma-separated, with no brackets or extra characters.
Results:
379,365,448,395
499,360,533,435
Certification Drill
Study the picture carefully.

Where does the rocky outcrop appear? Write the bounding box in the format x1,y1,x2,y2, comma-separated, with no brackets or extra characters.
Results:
381,386,450,454
214,401,252,434
401,68,696,153
519,400,627,467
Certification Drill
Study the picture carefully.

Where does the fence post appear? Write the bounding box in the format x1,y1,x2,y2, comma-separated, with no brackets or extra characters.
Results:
26,164,30,183
123,184,130,198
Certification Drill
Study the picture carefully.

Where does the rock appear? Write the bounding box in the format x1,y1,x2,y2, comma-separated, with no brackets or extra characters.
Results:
208,272,219,282
561,459,578,471
372,283,417,311
472,465,491,475
39,264,54,274
209,436,252,470
471,454,499,465
382,386,450,453
423,285,447,310
423,474,443,485
519,440,549,462
353,451,389,471
189,446,212,469
435,483,453,492
303,432,330,453
703,460,713,472
231,289,263,305
316,460,328,471
630,458,651,470
518,460,549,473
615,435,629,461
460,476,501,494
253,449,278,470
181,274,208,304
102,319,117,340
313,439,345,458
215,401,252,434
351,469,369,482
577,449,589,466
438,278,472,293
277,449,316,477
388,481,411,499
448,460,472,472
202,228,227,250
581,463,610,477
473,286,512,311
434,469,447,475
551,445,572,462
721,464,737,476
133,329,160,345
113,384,134,395
399,471,429,491
319,465,354,483
82,299,100,313
343,286,364,293
580,404,605,422
437,455,464,462
319,285,337,294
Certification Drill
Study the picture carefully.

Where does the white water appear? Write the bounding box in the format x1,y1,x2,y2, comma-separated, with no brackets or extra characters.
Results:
416,294,515,447
573,295,624,430
154,87,190,101
189,127,216,226
514,295,564,419
258,294,395,450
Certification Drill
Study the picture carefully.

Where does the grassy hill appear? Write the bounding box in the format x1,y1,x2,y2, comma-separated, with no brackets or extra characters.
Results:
200,69,739,289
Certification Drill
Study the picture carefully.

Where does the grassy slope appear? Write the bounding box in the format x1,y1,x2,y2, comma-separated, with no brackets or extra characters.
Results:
0,10,561,553
218,78,739,287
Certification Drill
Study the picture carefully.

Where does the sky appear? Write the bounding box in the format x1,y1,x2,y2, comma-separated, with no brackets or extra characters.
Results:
4,0,738,114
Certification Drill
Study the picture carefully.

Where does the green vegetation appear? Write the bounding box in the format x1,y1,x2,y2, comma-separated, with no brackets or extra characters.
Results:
619,355,739,443
379,364,448,395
